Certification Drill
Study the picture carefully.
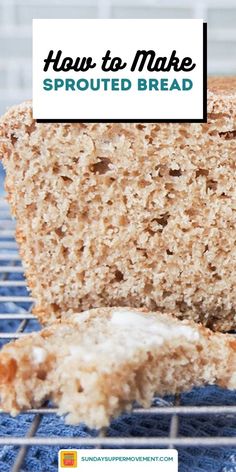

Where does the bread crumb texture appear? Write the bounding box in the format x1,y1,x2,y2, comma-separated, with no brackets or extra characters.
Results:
0,77,236,329
0,307,235,428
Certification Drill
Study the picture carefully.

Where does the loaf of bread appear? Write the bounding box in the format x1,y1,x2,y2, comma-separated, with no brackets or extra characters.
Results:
0,307,235,428
0,78,235,329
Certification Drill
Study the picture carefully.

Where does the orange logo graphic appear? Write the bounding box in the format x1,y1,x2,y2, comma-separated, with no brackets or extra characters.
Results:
60,450,77,468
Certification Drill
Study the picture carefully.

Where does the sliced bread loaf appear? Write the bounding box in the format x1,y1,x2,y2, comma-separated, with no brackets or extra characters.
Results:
0,78,236,329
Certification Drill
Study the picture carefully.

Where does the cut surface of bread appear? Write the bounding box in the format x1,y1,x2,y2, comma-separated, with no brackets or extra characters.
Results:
0,307,235,428
0,78,236,329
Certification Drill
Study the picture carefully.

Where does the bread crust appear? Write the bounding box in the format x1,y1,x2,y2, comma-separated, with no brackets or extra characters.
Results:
208,76,236,95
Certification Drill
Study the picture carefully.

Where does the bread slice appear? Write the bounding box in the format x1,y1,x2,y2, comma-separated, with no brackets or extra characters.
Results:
0,307,235,428
0,78,236,329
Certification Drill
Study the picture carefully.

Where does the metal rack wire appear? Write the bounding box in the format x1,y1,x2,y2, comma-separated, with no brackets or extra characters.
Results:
0,196,235,472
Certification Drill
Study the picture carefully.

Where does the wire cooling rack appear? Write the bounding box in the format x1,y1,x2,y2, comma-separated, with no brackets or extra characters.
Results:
0,196,235,472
